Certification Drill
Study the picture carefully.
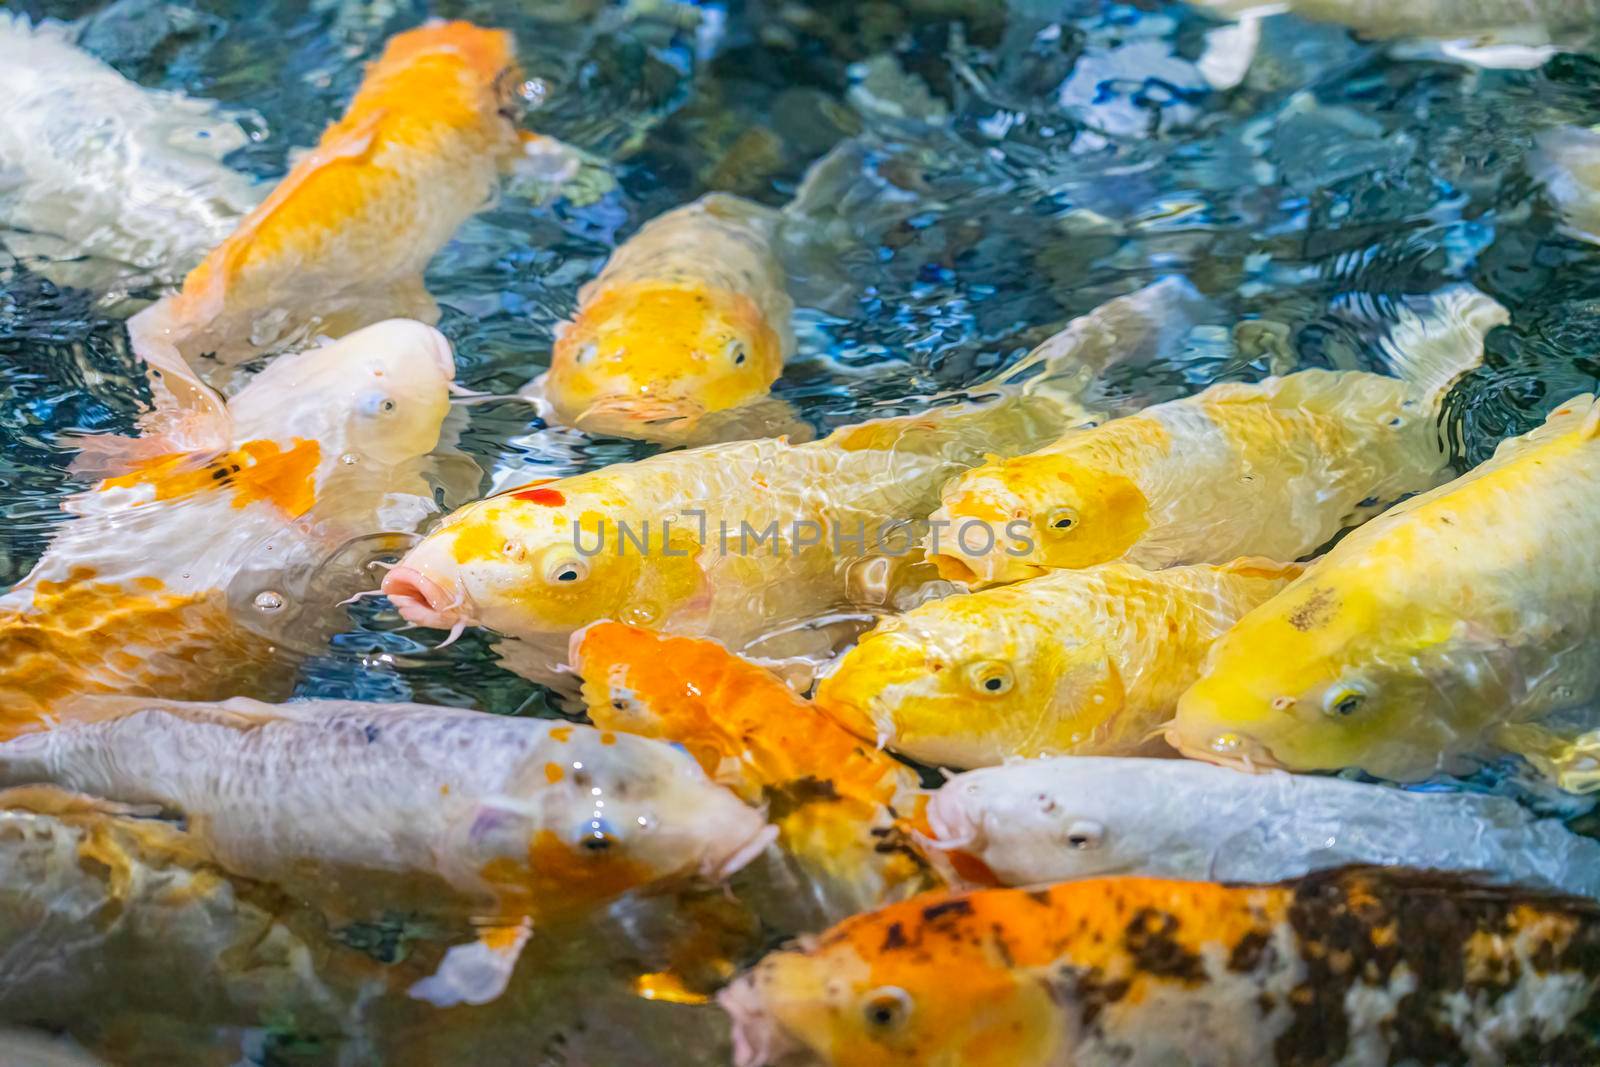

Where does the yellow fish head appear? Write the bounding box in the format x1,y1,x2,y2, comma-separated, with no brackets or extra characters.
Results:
1171,578,1472,780
545,284,784,440
815,597,1121,768
383,485,707,639
719,897,1064,1067
929,453,1149,585
369,20,526,143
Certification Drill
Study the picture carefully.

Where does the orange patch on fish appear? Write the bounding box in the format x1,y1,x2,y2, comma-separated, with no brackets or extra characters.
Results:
514,487,566,506
550,726,573,742
479,829,653,915
543,762,565,784
99,439,321,517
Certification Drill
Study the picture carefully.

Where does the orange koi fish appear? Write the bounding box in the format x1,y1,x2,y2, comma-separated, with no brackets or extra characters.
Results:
723,866,1600,1067
0,320,457,730
572,622,934,913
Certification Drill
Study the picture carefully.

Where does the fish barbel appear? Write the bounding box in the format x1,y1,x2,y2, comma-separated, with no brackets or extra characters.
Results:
0,320,458,728
572,622,933,913
383,278,1215,659
1171,394,1600,789
542,193,801,444
721,866,1600,1066
815,559,1301,768
922,756,1600,898
129,19,538,369
929,285,1504,585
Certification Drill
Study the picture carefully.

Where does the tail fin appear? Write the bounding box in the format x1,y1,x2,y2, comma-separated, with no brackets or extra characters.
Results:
1373,284,1507,411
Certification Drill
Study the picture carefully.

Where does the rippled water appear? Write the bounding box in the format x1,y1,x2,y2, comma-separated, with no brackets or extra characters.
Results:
4,0,1600,1062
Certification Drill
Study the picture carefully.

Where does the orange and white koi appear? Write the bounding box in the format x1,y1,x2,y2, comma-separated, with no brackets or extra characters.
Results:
1171,394,1600,791
722,866,1600,1067
382,278,1214,662
129,19,540,369
930,286,1504,585
815,559,1301,768
541,193,799,444
0,697,773,1008
0,320,457,728
572,622,933,913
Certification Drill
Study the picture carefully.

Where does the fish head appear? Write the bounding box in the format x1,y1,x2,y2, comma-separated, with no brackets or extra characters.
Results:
383,483,706,638
569,622,728,750
228,319,456,471
719,898,1068,1067
458,726,773,911
814,592,1117,767
546,284,784,439
1170,576,1468,779
929,453,1148,584
368,20,525,148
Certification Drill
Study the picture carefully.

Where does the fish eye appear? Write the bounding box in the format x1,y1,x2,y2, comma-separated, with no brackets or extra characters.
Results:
725,339,747,366
357,390,399,417
1323,685,1367,718
575,341,598,365
1063,820,1104,850
543,556,589,585
578,818,617,852
861,986,912,1033
1043,507,1078,536
965,660,1014,696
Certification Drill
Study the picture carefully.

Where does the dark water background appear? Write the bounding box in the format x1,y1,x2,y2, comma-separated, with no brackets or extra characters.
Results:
3,0,1600,1062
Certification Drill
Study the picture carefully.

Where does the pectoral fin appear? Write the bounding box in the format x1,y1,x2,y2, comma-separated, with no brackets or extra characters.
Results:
1494,723,1600,794
408,919,533,1008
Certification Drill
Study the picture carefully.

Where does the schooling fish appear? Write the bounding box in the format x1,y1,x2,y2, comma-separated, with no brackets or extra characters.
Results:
0,786,357,1045
929,285,1504,585
129,19,546,369
1171,394,1600,791
540,193,801,445
0,697,773,1008
815,560,1301,768
0,319,457,729
382,278,1216,665
572,622,932,913
720,866,1600,1067
1531,125,1600,246
922,756,1600,898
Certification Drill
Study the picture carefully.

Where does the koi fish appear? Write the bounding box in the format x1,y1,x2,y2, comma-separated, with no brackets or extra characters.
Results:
0,786,355,1046
541,193,801,444
721,866,1600,1067
815,560,1301,768
0,319,458,729
1531,125,1600,246
0,697,773,1008
1171,394,1600,791
922,756,1600,897
382,278,1215,667
0,14,259,291
929,286,1504,585
1193,0,1600,71
129,19,540,369
571,621,933,913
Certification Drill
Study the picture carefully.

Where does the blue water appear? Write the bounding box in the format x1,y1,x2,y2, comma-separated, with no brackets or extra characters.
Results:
4,0,1600,1061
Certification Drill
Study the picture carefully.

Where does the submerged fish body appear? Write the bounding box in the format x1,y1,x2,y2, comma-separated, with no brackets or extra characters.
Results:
721,867,1600,1067
815,560,1301,768
0,698,771,919
0,787,353,1041
1531,125,1600,246
923,756,1600,897
383,279,1215,654
572,622,931,912
544,193,797,443
0,320,457,726
1198,0,1600,39
132,19,530,366
929,286,1505,585
0,14,259,289
1171,395,1600,783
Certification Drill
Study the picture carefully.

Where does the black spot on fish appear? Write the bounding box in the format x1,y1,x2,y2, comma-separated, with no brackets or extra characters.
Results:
364,725,381,744
921,899,974,923
1054,965,1130,1032
1027,889,1054,907
1229,930,1272,973
1123,909,1204,983
762,777,842,821
881,923,907,952
991,924,1014,968
1287,588,1337,632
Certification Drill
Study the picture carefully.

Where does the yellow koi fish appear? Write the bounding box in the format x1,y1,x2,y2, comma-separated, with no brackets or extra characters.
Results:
930,286,1504,585
572,622,933,913
129,19,536,369
1172,394,1600,790
382,279,1214,667
0,697,773,1008
815,559,1300,768
542,193,800,444
0,320,457,730
721,866,1600,1067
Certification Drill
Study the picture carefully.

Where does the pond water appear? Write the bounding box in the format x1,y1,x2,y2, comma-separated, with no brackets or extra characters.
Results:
3,0,1600,1063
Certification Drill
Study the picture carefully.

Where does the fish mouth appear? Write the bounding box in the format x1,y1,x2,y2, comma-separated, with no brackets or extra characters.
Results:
572,395,708,439
707,822,779,882
1163,727,1284,774
719,971,819,1067
921,792,986,856
382,566,476,631
926,548,1045,587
